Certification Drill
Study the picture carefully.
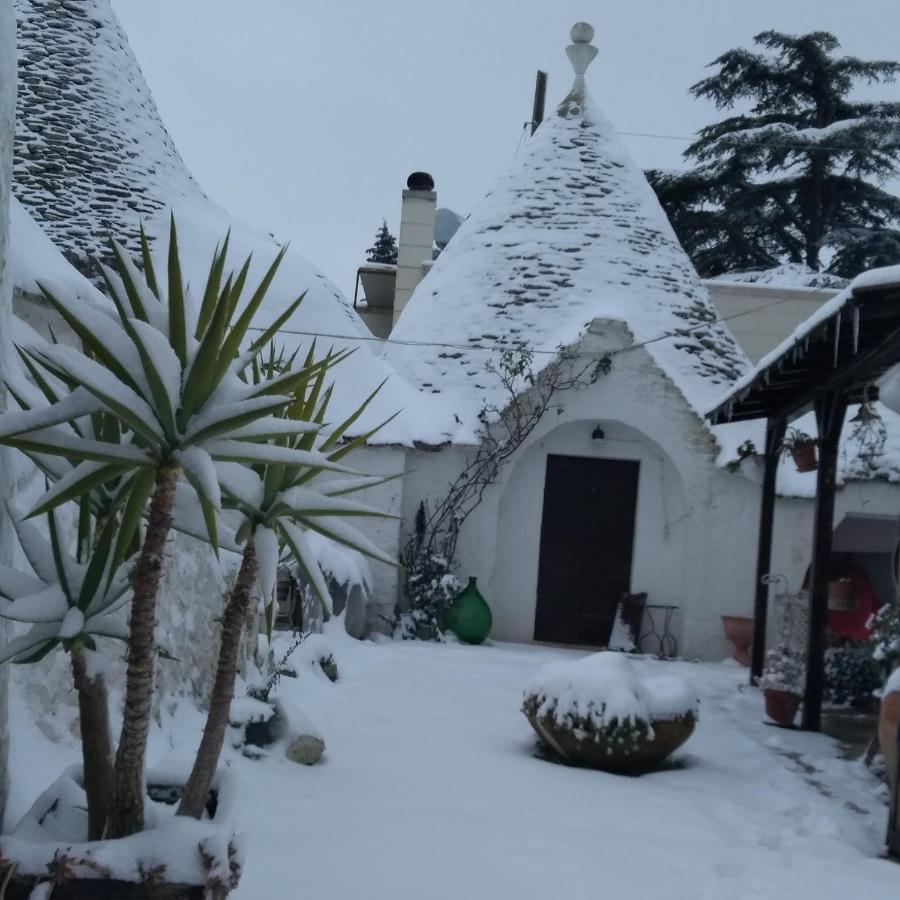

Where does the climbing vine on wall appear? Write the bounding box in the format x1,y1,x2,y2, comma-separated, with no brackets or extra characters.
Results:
397,343,611,639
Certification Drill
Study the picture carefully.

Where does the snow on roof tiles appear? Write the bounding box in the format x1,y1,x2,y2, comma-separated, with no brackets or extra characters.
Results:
387,54,750,429
13,0,204,270
9,0,447,445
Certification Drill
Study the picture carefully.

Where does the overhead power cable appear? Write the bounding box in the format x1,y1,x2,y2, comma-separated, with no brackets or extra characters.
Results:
247,291,829,361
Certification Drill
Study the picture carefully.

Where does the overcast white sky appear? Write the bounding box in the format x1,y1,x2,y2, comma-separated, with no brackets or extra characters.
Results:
113,0,900,297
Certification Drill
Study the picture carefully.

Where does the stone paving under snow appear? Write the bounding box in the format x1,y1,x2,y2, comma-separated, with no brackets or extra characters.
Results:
7,634,898,898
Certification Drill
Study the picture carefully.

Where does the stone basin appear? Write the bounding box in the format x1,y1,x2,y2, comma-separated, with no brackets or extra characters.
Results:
523,698,696,772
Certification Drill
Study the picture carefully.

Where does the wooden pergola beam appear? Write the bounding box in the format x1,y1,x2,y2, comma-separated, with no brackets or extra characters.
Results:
802,390,847,732
750,417,786,681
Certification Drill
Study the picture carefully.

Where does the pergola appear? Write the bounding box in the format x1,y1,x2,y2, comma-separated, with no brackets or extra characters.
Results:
707,267,900,858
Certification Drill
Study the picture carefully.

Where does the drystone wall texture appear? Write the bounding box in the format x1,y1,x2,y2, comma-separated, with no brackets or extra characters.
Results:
0,0,15,826
13,0,204,273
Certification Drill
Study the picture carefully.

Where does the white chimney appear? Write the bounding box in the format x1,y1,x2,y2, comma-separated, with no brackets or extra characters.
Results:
392,171,436,325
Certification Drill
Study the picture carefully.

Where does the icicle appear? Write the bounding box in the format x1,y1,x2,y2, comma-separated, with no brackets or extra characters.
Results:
791,346,798,364
726,399,734,421
833,311,842,367
803,336,810,353
852,306,860,354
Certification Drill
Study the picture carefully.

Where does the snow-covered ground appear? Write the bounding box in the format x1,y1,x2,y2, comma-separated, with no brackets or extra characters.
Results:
6,636,897,898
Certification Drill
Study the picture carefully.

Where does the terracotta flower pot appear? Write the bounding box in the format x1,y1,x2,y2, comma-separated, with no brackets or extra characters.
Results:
721,615,753,666
764,688,801,727
524,703,696,772
790,440,817,472
2,768,239,898
880,682,900,791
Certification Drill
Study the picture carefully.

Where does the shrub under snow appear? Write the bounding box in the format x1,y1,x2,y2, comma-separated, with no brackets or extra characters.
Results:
523,652,697,733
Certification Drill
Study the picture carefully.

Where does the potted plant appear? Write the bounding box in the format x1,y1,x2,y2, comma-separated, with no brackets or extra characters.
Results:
761,644,806,726
781,427,817,473
725,439,765,484
0,223,397,896
721,615,753,666
522,652,698,772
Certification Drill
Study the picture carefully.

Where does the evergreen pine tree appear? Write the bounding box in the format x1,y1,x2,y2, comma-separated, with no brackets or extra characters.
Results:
366,219,398,265
648,31,900,279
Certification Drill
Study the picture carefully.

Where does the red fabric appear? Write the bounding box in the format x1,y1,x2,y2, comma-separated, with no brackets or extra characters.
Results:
826,566,879,640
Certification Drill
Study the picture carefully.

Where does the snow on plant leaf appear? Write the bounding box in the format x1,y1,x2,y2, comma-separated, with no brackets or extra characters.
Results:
29,459,129,519
0,622,60,665
5,427,150,470
0,563,47,599
32,343,163,445
104,245,168,332
204,439,357,474
280,486,393,519
226,416,321,442
291,514,397,568
127,317,184,412
58,607,86,640
182,394,296,444
213,462,264,510
0,386,103,438
279,520,333,612
255,525,279,606
36,277,150,389
179,447,222,509
8,506,63,584
170,483,241,553
317,474,400,497
0,584,69,623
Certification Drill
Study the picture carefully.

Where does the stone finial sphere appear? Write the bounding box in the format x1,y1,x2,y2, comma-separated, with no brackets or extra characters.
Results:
570,22,594,44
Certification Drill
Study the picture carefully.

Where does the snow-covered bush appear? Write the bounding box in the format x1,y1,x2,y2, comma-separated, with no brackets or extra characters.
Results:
522,653,697,770
869,602,900,671
824,645,881,708
760,644,805,695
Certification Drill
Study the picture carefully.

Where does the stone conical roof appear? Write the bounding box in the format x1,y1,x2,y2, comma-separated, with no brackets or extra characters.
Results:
13,0,204,271
387,25,750,425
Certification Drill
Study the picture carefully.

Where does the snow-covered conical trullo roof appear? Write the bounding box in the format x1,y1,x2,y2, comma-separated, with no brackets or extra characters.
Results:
10,0,452,444
13,0,205,270
387,23,750,431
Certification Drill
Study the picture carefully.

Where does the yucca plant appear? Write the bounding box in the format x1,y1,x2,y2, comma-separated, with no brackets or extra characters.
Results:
0,221,356,837
0,505,132,839
177,344,399,818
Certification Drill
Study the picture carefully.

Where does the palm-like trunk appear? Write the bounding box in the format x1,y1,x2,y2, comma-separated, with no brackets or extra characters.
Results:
178,541,258,819
108,463,179,838
71,646,114,840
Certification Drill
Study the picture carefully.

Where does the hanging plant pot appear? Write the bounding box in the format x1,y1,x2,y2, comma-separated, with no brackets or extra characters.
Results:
764,688,802,727
443,576,492,645
827,578,858,612
789,440,817,473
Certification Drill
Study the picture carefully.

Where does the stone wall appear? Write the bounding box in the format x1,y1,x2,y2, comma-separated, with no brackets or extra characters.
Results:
13,0,204,272
0,0,15,827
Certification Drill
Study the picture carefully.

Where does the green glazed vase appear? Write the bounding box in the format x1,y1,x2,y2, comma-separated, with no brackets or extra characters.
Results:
444,576,492,645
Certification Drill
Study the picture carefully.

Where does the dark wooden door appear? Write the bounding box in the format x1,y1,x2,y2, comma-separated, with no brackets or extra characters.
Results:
534,455,640,646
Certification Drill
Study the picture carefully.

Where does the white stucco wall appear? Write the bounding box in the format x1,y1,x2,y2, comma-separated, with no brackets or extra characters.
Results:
0,0,15,826
705,281,838,364
340,444,406,633
395,320,764,661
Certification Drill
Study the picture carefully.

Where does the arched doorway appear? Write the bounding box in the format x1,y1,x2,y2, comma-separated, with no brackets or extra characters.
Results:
534,454,640,645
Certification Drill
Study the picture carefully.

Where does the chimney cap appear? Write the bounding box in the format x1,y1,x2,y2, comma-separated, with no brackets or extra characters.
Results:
407,171,435,191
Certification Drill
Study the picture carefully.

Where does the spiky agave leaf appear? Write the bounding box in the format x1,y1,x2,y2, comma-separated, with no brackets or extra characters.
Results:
0,505,135,666
0,221,345,552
